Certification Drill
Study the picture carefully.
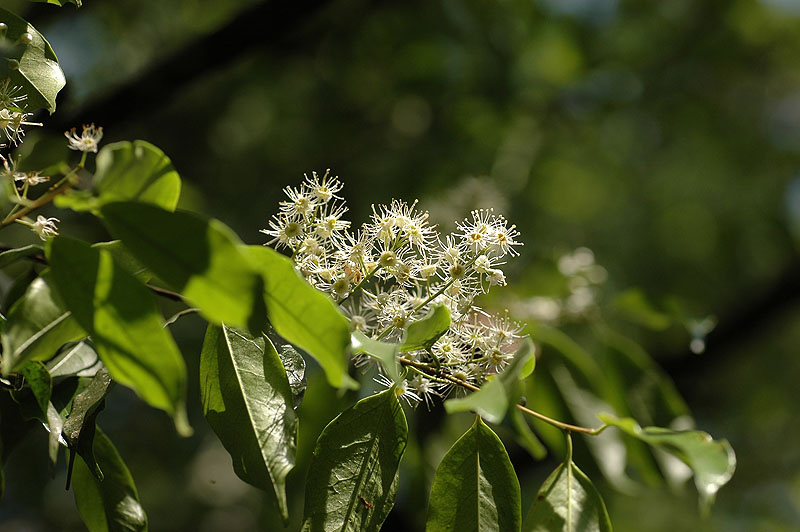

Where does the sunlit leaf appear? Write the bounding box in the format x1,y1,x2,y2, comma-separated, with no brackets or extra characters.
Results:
73,429,148,532
47,341,102,379
245,245,357,390
63,368,112,481
301,388,408,531
598,414,736,511
524,434,612,532
400,304,450,353
426,416,521,532
56,141,181,212
92,241,152,283
47,237,190,436
351,330,400,383
1,276,86,374
444,338,534,423
200,324,297,522
0,8,65,113
99,202,266,333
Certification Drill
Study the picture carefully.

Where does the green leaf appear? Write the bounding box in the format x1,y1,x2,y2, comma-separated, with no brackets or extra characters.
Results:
200,324,297,522
400,304,450,353
45,401,64,470
73,429,148,532
523,435,612,532
92,241,152,283
47,341,102,379
1,276,86,374
245,245,357,390
611,289,672,331
301,388,408,531
47,236,190,436
99,202,267,332
0,8,66,113
277,344,306,409
0,244,43,268
598,414,736,511
27,0,82,7
351,331,400,383
19,360,51,416
426,417,521,532
56,141,181,212
511,408,547,460
63,368,112,480
444,338,534,424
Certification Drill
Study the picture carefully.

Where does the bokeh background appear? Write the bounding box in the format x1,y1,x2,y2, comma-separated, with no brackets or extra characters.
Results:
1,0,800,530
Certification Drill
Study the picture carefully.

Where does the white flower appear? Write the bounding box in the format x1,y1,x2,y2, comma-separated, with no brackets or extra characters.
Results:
65,124,103,153
304,169,343,204
31,216,59,240
15,170,49,187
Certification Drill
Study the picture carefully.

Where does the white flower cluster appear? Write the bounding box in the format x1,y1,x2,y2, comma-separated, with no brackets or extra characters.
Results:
0,78,40,149
263,171,526,406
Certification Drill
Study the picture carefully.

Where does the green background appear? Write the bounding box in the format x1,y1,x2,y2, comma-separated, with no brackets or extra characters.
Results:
1,0,799,530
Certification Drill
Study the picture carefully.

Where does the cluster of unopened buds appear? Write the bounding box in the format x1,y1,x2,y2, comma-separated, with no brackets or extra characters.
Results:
263,171,527,406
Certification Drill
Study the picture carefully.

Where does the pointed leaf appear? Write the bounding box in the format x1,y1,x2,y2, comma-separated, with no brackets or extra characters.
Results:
0,244,43,268
426,417,521,532
245,245,357,390
56,141,181,212
73,428,148,532
301,388,408,531
524,435,612,532
47,237,190,435
598,414,736,510
351,331,400,383
99,202,266,332
1,276,86,374
0,8,65,113
200,324,297,521
444,338,534,423
400,304,450,353
63,368,112,480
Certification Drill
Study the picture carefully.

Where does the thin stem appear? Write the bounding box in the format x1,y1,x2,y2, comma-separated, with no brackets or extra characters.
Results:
0,163,84,227
397,356,607,435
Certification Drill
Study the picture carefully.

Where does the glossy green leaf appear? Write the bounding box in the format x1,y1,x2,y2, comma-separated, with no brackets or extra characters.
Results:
598,414,736,511
99,202,266,332
45,401,64,470
0,244,43,268
444,338,534,423
0,8,66,113
245,245,357,390
278,344,306,409
1,276,86,374
301,388,408,531
47,237,190,436
56,141,181,212
63,368,112,480
426,416,521,532
351,331,400,383
400,304,450,353
200,324,297,522
47,341,102,379
73,429,148,532
524,435,612,532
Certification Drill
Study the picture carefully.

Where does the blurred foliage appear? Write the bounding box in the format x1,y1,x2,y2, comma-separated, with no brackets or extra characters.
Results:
2,0,800,530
